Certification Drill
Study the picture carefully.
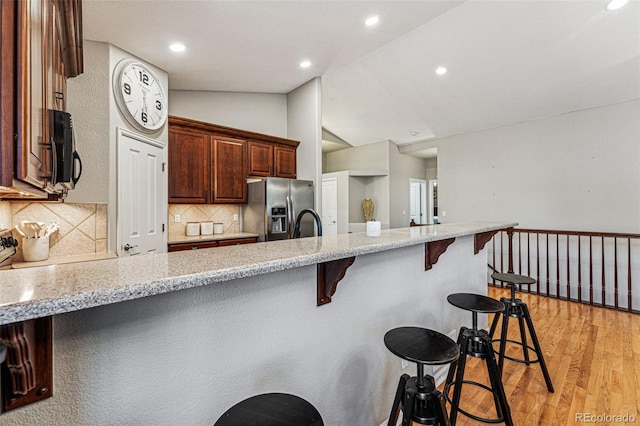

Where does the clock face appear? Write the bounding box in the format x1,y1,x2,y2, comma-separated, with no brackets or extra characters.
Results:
114,60,167,132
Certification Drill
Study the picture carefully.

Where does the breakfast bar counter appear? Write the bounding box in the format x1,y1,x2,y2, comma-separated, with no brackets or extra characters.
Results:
0,222,514,325
0,221,515,426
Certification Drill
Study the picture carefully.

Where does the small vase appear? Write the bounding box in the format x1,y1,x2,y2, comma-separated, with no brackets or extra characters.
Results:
362,198,374,222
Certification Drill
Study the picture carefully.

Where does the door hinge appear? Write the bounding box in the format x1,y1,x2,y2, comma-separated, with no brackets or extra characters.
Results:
162,223,165,232
162,162,166,172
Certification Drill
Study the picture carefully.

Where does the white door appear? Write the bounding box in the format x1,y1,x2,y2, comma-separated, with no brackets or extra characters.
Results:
321,178,338,236
410,182,421,224
117,129,167,256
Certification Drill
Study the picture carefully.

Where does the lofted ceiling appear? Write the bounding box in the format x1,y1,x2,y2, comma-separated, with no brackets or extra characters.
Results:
83,1,640,157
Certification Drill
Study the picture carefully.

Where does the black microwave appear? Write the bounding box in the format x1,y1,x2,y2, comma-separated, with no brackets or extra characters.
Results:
50,110,82,191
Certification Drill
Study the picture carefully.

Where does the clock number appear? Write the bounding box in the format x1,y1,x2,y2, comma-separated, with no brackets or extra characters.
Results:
141,112,148,124
139,72,149,85
156,100,163,111
124,83,131,95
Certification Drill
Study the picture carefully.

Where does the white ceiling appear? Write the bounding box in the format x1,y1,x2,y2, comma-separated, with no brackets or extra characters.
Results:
83,0,640,156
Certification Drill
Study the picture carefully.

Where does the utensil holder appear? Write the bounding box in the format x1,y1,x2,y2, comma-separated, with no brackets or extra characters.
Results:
22,236,50,262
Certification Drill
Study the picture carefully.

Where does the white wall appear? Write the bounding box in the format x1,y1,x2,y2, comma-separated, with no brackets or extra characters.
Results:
0,237,487,426
429,100,640,233
287,78,323,209
324,140,389,173
388,144,428,228
66,41,169,252
65,41,110,204
168,91,287,137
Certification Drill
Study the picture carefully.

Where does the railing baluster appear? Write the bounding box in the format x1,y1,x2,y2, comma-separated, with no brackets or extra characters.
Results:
566,234,571,301
536,233,541,296
578,236,582,304
589,236,594,305
628,238,632,312
556,234,560,299
602,236,606,308
614,237,618,310
546,234,551,298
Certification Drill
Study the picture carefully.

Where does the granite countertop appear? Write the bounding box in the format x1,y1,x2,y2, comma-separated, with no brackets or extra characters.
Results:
0,222,516,325
167,232,259,244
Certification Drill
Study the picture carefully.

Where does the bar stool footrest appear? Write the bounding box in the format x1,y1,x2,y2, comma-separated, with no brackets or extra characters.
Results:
492,339,540,365
443,380,507,424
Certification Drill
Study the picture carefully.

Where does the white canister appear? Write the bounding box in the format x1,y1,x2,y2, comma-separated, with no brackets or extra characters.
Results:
200,222,214,235
186,222,200,236
213,223,224,234
366,220,381,237
22,236,50,262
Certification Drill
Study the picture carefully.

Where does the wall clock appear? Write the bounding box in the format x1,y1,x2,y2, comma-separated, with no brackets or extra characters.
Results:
113,59,167,133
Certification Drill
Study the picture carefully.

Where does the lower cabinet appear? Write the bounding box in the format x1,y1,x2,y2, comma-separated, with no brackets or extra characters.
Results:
168,237,257,252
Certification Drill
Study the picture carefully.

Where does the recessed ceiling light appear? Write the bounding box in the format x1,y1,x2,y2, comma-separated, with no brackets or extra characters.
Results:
605,0,629,10
365,15,379,26
435,66,448,76
300,60,312,68
169,43,186,52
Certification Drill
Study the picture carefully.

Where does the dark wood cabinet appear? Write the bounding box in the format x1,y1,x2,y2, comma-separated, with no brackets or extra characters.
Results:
211,136,247,203
167,236,257,252
168,128,247,204
274,145,297,178
247,141,297,178
0,0,83,199
247,141,273,177
168,116,299,205
168,128,210,203
218,237,258,246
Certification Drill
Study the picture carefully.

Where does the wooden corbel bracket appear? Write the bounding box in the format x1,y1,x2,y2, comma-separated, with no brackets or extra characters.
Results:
474,230,500,254
0,316,52,412
424,238,456,270
317,257,356,306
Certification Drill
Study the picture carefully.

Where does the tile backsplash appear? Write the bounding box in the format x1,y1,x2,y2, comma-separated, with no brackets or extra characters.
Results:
168,204,240,239
1,201,107,261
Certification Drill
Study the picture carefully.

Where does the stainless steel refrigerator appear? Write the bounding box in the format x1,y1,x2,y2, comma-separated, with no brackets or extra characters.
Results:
243,178,315,241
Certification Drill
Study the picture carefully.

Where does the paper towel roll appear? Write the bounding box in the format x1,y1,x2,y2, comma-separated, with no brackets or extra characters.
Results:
366,220,381,236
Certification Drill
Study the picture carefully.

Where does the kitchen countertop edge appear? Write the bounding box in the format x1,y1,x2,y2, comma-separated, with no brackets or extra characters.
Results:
0,222,516,324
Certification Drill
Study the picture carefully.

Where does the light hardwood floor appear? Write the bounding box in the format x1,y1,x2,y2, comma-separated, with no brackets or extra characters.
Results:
433,286,640,426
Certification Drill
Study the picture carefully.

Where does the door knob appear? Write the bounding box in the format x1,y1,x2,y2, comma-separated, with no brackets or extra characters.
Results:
123,243,138,252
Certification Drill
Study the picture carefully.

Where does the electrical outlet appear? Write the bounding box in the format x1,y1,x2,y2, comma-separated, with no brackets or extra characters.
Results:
233,214,238,221
401,359,408,370
442,211,447,217
174,214,181,223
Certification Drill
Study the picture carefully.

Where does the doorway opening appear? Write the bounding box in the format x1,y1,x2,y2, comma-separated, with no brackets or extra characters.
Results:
409,179,427,225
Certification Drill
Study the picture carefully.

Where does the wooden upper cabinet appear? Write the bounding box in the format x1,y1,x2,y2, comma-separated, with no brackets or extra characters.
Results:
247,141,273,177
168,116,299,204
211,136,247,203
247,140,297,178
168,128,210,203
274,145,296,178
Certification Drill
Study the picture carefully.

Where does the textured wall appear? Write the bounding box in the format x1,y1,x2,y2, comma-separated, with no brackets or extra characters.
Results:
0,236,486,426
169,91,288,138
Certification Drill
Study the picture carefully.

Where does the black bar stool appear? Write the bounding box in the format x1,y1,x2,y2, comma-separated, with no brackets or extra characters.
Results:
384,326,460,426
214,392,323,426
444,293,513,426
489,272,554,393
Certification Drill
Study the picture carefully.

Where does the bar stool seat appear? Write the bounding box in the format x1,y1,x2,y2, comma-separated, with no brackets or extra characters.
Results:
214,393,323,426
489,272,554,393
444,293,513,426
384,326,459,426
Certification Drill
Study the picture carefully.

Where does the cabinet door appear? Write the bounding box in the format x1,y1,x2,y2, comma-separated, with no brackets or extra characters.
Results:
274,145,296,178
247,141,273,177
168,128,210,203
16,0,49,190
211,136,247,203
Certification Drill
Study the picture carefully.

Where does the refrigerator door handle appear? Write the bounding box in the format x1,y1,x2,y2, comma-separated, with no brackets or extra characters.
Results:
289,196,297,238
286,195,292,237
